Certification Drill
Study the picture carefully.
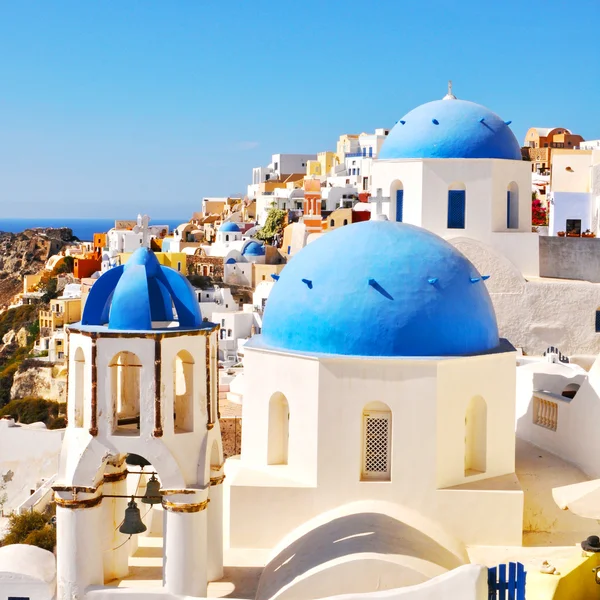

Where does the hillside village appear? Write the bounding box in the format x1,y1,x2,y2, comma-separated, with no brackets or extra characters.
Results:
3,89,600,600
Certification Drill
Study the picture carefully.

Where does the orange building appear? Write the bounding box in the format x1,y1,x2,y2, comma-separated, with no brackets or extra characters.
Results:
523,127,585,174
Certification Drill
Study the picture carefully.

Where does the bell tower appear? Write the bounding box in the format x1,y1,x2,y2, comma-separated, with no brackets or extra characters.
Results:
54,248,224,599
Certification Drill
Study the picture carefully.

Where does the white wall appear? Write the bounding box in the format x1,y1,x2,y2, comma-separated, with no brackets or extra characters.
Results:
0,419,63,511
228,345,522,551
549,192,592,236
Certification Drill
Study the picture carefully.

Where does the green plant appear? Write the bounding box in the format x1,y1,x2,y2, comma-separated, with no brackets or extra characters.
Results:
1,508,56,551
0,398,64,427
256,208,286,243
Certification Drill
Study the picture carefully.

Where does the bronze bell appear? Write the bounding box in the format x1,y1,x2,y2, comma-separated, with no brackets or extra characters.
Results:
142,474,161,505
119,497,147,535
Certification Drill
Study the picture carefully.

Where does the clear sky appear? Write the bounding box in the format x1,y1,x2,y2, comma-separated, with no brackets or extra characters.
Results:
0,0,599,219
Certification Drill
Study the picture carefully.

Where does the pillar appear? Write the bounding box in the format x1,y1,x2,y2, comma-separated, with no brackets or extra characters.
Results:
207,474,224,581
55,487,104,600
102,457,131,582
162,490,209,596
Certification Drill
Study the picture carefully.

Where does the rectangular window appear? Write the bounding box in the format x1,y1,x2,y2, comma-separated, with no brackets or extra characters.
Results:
395,190,404,222
361,411,391,481
447,190,466,229
595,311,600,333
566,219,581,235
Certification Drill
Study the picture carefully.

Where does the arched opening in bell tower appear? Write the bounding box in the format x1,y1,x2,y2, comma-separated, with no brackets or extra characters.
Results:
174,350,194,433
110,351,142,435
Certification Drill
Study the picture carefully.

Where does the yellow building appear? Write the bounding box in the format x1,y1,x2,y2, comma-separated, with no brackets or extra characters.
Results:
252,263,286,288
23,273,43,293
306,152,338,177
39,297,82,335
336,134,359,162
119,251,188,275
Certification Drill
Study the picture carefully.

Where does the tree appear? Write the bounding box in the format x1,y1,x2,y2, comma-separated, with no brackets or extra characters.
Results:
255,207,286,244
1,507,56,552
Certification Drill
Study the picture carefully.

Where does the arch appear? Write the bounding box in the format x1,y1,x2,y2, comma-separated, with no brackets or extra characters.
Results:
73,347,85,428
390,180,404,223
361,401,392,481
507,182,519,229
173,350,194,433
225,234,230,242
109,351,142,436
267,392,289,465
447,182,466,229
464,396,487,476
562,383,580,399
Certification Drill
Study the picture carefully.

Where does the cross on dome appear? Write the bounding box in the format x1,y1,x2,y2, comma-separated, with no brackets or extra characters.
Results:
443,80,457,100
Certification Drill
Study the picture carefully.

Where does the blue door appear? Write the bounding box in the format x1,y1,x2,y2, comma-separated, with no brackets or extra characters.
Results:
396,190,404,222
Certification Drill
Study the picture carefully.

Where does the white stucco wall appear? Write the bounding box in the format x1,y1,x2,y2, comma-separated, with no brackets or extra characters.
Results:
516,356,600,479
0,419,63,511
371,158,537,276
227,344,523,553
549,192,592,236
0,544,56,600
450,237,600,356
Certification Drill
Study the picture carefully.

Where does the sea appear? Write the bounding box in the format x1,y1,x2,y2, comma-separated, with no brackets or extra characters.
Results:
0,218,188,242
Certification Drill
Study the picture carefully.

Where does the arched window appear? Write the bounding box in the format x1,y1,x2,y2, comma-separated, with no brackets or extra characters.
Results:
110,351,142,435
173,350,194,433
507,182,519,229
464,396,487,476
562,383,580,399
343,219,348,226
596,309,600,333
361,401,392,481
330,219,335,227
390,180,404,222
448,183,466,229
267,392,289,465
225,234,230,242
73,347,85,428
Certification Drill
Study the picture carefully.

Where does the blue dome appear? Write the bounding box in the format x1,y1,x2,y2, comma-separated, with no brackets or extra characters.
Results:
81,247,202,331
243,241,266,256
220,222,241,233
261,221,499,357
379,98,521,161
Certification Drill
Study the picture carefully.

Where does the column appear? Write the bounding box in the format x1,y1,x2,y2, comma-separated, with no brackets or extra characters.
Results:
207,474,224,581
102,458,131,582
162,490,209,596
55,487,104,600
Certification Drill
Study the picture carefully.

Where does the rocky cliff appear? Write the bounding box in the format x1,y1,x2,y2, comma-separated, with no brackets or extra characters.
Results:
0,227,77,309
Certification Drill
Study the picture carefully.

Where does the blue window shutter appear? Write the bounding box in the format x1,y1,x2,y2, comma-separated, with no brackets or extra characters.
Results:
507,191,511,228
595,311,600,333
447,190,466,229
396,190,404,222
369,147,373,157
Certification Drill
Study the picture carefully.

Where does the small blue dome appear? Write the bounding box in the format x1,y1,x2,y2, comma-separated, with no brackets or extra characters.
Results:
81,247,202,331
379,98,521,161
243,241,266,256
261,221,499,357
220,222,241,233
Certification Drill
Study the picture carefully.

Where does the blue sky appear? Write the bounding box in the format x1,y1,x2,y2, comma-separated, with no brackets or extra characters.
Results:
0,0,599,219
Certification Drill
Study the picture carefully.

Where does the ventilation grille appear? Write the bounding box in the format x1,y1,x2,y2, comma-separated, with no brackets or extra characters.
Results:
364,414,390,476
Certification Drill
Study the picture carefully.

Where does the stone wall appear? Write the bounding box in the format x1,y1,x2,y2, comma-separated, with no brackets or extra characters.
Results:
540,236,600,282
10,365,67,402
187,255,224,279
219,416,241,459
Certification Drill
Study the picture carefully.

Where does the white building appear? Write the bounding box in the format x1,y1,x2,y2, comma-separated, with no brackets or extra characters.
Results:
370,90,538,277
195,285,237,322
53,247,224,598
225,220,522,599
214,308,255,364
201,222,249,259
106,214,170,254
248,153,316,200
548,149,600,236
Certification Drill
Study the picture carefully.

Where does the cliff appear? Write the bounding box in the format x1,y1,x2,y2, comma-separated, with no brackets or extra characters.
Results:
0,227,77,309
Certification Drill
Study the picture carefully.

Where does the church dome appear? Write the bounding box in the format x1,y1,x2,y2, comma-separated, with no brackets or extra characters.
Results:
261,221,499,357
81,247,202,331
243,241,266,256
219,222,241,233
379,98,521,161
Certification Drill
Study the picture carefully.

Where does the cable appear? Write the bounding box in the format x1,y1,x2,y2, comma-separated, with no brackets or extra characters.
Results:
112,534,132,551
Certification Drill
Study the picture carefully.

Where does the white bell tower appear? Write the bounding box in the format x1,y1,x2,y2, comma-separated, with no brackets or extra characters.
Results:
54,247,224,599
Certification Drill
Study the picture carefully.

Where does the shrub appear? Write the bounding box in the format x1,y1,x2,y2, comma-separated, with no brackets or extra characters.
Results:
0,398,64,427
1,509,56,551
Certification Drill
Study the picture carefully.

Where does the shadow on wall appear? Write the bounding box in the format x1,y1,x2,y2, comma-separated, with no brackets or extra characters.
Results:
256,512,464,600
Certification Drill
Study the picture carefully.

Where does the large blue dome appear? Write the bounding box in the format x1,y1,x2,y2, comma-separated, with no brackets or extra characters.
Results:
261,221,499,357
379,98,521,161
81,247,202,331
